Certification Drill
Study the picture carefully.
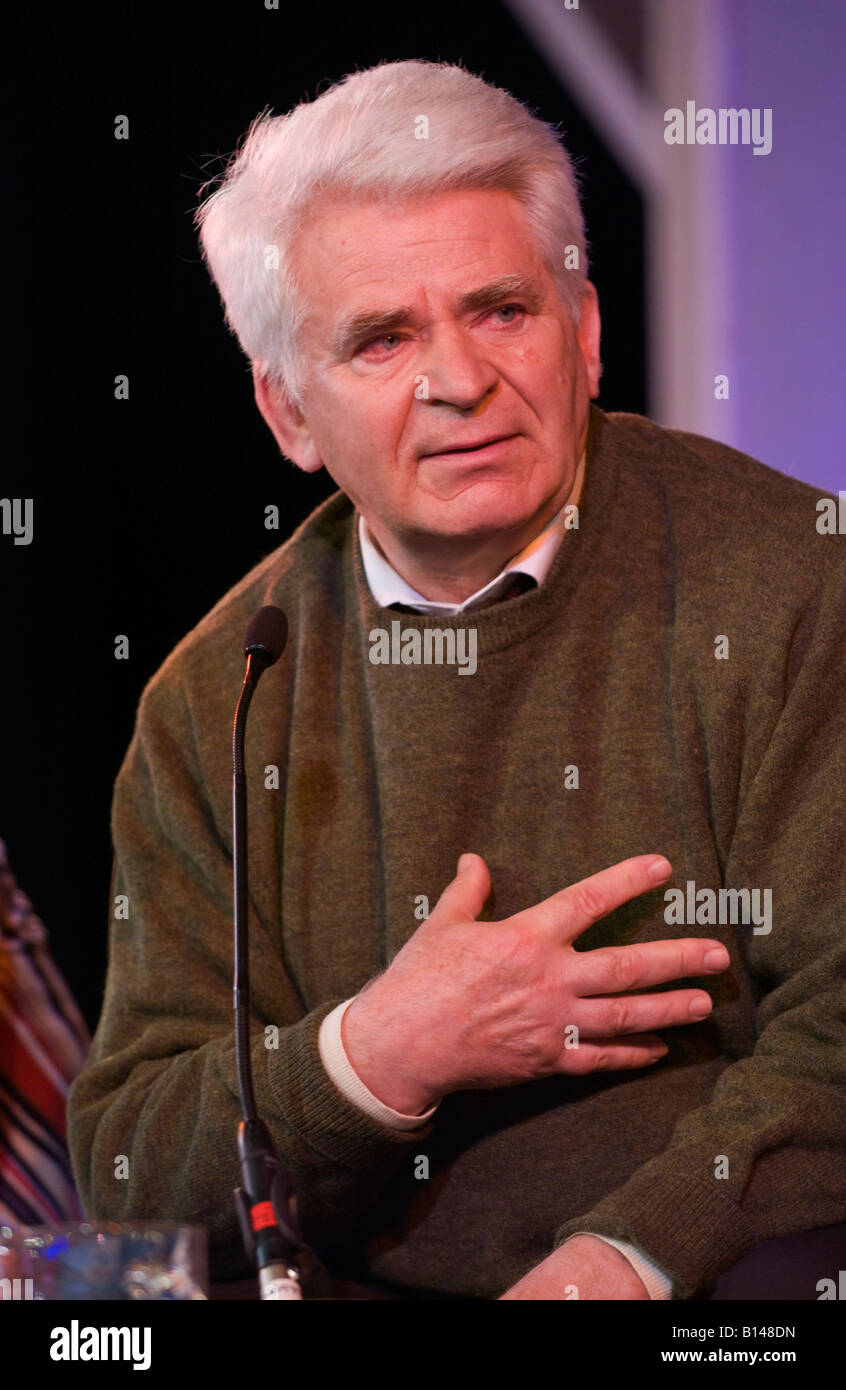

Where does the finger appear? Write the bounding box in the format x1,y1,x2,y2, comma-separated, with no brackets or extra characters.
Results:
556,1034,670,1075
528,855,673,945
570,938,730,996
568,986,715,1037
431,852,491,925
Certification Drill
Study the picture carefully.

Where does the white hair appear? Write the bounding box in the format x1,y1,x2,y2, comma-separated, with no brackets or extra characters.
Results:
195,58,589,410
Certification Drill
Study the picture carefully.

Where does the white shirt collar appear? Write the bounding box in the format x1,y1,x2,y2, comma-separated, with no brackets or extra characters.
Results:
358,450,585,616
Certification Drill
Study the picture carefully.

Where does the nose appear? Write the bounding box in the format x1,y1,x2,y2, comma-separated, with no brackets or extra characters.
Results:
419,322,500,413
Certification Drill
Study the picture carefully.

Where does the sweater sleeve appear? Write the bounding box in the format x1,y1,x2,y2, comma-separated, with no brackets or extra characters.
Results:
66,664,434,1286
552,552,846,1298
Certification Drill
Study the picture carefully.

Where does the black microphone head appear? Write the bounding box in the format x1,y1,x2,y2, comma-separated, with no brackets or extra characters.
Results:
244,606,288,666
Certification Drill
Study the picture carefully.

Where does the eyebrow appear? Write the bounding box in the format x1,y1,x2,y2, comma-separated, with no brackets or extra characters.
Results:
330,274,545,358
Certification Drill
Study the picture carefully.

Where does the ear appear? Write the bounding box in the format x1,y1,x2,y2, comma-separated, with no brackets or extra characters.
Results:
576,281,602,399
251,362,324,473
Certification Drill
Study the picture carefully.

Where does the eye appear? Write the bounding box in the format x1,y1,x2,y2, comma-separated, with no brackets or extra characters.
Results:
358,332,403,357
492,303,525,323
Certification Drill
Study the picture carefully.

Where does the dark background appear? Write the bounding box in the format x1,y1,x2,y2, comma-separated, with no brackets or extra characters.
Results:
4,1,645,1033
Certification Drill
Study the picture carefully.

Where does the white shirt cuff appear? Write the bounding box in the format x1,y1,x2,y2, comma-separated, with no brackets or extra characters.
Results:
566,1231,674,1299
318,997,438,1130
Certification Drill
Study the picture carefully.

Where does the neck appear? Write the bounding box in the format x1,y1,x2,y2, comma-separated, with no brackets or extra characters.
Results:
364,452,585,604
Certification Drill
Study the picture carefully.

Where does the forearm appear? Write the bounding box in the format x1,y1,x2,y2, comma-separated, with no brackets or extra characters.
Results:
324,1005,672,1299
68,674,440,1282
551,953,846,1296
68,999,432,1282
555,558,846,1295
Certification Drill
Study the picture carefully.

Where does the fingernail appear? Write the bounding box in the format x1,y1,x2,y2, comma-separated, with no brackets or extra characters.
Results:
458,854,473,874
704,947,730,971
690,996,711,1019
647,856,672,882
649,1045,668,1061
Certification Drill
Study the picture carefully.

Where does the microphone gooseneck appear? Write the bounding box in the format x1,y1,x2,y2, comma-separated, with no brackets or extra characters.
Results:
231,605,304,1300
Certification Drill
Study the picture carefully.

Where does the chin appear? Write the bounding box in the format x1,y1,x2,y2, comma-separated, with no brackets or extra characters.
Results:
426,488,541,535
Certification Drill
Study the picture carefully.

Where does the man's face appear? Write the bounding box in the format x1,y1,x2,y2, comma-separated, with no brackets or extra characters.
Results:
255,187,601,558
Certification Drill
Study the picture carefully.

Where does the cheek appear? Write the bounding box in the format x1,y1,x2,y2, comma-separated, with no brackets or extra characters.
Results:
512,350,568,412
356,383,418,449
318,390,412,481
335,368,414,421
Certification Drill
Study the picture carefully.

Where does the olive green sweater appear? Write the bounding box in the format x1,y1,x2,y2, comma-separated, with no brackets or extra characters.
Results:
68,406,846,1298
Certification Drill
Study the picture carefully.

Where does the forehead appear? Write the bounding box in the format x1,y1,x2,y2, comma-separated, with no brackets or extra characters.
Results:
292,188,551,325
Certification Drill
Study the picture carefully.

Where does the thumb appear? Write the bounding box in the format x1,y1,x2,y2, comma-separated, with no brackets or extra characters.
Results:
433,853,491,923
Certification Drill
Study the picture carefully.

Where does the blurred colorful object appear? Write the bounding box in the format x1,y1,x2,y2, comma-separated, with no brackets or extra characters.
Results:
0,838,90,1225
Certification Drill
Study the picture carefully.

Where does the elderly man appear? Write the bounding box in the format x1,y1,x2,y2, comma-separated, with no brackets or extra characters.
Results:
67,59,846,1301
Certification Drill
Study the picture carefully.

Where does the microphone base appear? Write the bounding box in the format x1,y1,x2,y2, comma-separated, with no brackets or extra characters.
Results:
259,1263,303,1301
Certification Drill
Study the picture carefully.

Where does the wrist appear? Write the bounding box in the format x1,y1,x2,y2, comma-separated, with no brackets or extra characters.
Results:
342,991,442,1115
562,1235,650,1299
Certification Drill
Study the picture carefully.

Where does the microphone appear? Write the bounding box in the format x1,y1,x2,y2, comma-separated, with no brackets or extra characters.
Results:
231,605,304,1300
244,604,288,676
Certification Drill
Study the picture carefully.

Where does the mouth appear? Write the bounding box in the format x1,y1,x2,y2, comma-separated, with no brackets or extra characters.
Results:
421,433,519,459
